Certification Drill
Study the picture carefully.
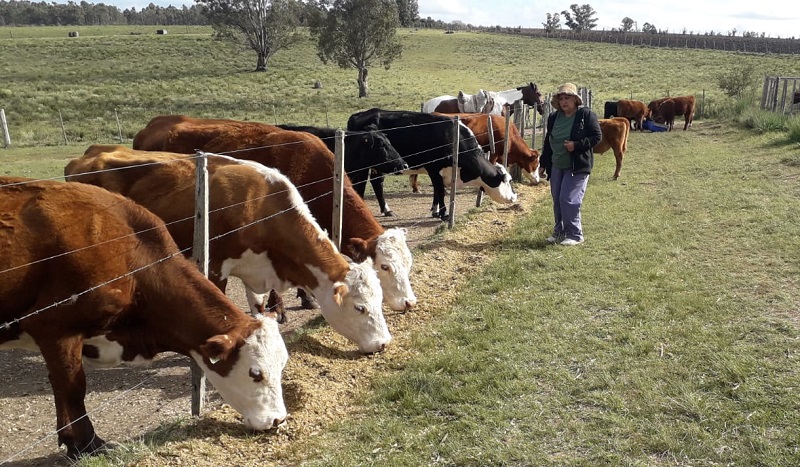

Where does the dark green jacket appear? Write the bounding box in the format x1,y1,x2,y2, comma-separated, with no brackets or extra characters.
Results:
541,107,602,179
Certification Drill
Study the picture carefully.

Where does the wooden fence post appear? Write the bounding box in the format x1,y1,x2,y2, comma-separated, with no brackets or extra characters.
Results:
476,115,493,207
191,150,209,417
115,108,123,143
0,109,10,148
58,110,67,145
448,117,459,229
332,130,345,250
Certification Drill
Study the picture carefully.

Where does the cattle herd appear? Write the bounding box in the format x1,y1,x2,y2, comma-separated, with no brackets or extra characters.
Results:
0,86,695,459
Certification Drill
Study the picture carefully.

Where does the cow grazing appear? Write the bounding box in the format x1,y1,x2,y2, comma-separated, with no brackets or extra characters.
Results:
133,119,417,313
347,108,518,220
0,177,288,458
648,95,696,131
594,117,631,180
615,99,650,131
65,145,391,354
276,123,408,217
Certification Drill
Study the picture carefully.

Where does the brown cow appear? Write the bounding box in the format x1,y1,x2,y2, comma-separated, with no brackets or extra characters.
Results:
409,112,542,192
65,145,390,354
595,117,630,180
616,99,650,131
0,177,288,458
132,116,416,313
648,95,696,131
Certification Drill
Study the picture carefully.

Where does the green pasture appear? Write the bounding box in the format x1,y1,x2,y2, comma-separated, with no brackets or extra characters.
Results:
1,26,800,149
2,26,799,466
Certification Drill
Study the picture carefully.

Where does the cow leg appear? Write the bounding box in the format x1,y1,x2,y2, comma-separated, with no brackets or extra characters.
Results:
427,171,447,220
409,174,420,193
612,149,623,180
39,337,110,458
296,288,320,310
244,287,285,323
370,173,393,216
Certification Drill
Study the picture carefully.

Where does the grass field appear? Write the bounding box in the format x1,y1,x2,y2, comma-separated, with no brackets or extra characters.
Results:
1,26,799,466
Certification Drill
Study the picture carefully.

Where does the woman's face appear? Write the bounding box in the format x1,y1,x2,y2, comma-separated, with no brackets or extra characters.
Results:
558,94,577,113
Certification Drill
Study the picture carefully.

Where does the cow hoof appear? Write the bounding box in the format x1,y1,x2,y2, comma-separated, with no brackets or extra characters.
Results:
383,211,395,217
300,295,320,310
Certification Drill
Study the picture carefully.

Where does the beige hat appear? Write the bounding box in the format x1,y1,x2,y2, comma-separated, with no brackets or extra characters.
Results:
550,82,583,107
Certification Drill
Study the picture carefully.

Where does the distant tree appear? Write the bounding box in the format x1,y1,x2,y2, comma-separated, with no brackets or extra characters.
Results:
310,0,402,98
561,4,597,32
542,12,561,32
395,0,418,27
620,16,634,32
198,0,301,72
642,22,657,34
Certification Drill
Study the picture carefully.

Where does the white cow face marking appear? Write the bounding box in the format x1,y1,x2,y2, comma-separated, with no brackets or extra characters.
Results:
311,259,391,354
374,228,416,311
191,315,288,431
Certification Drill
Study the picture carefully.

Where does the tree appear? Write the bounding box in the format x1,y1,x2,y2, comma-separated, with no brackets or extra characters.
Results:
620,16,634,32
310,0,402,98
395,0,418,27
642,22,657,34
716,64,756,98
542,12,560,32
198,0,301,72
561,4,597,32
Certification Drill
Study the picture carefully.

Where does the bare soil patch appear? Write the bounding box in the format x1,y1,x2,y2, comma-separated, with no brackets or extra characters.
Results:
0,180,548,466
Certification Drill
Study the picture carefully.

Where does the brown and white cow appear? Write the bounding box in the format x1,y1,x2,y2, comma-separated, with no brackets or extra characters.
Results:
616,99,650,131
133,116,417,313
595,117,631,180
64,145,390,354
648,95,696,131
0,177,288,458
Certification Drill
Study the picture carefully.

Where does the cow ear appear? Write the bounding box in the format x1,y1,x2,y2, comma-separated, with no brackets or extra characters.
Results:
333,283,349,306
200,334,237,365
347,237,370,262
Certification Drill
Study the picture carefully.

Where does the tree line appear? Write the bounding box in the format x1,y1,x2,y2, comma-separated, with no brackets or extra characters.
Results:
0,0,208,26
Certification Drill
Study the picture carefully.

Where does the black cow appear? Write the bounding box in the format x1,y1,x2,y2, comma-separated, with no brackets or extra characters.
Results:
604,101,619,119
347,108,518,220
276,123,408,216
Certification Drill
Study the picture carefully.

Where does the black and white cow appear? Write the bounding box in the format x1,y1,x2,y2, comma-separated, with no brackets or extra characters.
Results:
276,123,409,216
347,108,517,220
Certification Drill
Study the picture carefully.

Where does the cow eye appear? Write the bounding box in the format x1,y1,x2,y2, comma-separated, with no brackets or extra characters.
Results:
380,264,391,271
355,305,366,314
249,368,264,382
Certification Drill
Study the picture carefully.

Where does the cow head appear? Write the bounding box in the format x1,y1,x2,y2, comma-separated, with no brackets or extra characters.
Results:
313,258,391,354
520,149,541,185
351,123,408,175
348,228,416,312
191,314,288,431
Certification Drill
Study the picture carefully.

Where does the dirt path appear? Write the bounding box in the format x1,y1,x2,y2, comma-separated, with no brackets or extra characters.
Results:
0,181,548,466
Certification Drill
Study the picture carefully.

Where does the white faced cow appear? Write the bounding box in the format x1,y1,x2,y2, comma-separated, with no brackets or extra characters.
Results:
64,145,390,354
0,177,288,458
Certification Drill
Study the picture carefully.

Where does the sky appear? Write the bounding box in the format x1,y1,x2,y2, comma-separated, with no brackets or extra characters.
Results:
99,0,798,39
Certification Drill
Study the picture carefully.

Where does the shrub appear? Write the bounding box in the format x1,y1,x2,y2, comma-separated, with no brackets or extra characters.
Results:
786,115,800,144
738,108,787,133
716,64,757,98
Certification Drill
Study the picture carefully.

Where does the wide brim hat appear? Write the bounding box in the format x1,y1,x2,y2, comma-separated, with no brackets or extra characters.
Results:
550,82,583,107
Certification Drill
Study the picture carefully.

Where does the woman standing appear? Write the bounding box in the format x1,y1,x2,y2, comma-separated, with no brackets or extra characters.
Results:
540,83,602,246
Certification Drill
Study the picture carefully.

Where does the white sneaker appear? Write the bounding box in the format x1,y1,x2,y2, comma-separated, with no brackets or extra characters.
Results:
560,238,584,246
546,234,563,243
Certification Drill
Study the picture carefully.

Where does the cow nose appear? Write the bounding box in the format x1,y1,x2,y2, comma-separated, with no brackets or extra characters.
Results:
273,416,286,428
404,299,416,310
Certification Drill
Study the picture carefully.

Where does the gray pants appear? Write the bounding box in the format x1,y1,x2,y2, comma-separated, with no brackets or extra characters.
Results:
550,166,589,242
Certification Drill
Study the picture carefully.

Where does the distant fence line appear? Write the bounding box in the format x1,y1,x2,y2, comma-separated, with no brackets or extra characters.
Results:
507,29,800,55
761,76,800,114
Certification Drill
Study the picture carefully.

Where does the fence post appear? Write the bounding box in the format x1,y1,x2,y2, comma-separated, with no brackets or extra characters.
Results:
0,109,10,148
115,108,123,143
760,75,771,110
476,115,493,207
191,150,210,417
332,130,345,250
448,117,459,229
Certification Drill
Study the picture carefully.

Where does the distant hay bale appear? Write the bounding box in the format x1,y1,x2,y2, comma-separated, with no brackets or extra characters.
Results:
68,31,79,38
313,80,323,89
156,29,168,35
